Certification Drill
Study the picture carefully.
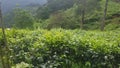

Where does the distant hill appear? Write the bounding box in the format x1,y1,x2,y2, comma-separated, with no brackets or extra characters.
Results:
1,0,47,13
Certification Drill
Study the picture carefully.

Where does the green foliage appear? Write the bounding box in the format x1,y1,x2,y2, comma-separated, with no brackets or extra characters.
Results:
3,12,15,27
46,10,79,29
36,0,74,20
75,0,101,14
12,62,31,68
13,8,34,29
36,6,51,19
3,0,120,30
0,29,120,68
47,0,74,11
39,0,120,30
104,0,120,17
105,23,120,30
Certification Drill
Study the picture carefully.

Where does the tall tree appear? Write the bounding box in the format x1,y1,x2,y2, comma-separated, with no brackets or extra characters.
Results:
80,0,86,29
0,2,11,68
75,0,101,29
101,0,109,31
75,0,85,29
13,8,34,29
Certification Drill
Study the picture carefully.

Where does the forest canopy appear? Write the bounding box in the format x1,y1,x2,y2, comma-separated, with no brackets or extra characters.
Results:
2,0,120,30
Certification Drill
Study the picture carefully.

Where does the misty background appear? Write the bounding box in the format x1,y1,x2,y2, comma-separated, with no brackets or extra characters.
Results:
0,0,119,30
1,0,47,13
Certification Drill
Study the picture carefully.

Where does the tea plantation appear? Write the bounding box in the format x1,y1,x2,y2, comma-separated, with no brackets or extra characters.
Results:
0,29,120,68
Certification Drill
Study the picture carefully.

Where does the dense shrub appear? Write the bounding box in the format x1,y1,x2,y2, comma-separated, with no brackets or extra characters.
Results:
0,29,120,68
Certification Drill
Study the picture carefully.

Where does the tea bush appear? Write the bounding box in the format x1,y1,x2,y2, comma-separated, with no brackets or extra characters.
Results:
0,29,120,68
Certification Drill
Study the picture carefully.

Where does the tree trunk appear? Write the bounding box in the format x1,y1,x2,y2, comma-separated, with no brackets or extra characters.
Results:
0,46,6,68
101,0,108,31
0,2,11,68
80,0,86,29
81,9,85,29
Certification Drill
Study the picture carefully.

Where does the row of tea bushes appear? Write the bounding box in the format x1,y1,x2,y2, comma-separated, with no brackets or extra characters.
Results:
0,29,120,68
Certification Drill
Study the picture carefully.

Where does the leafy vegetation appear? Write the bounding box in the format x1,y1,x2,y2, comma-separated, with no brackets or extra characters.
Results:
3,0,120,30
0,29,120,68
0,0,120,68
